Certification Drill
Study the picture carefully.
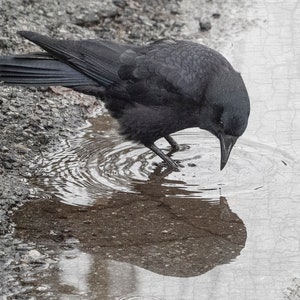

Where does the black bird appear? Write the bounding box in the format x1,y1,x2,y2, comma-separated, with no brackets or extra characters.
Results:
0,31,250,170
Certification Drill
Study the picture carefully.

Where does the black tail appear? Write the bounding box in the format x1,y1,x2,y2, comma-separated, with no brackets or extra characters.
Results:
0,31,134,97
0,53,95,87
16,31,130,86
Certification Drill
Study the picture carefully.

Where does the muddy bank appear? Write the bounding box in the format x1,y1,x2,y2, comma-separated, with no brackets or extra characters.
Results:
0,0,250,297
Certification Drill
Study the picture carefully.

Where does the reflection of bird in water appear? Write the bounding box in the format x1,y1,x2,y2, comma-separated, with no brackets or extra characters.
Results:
14,166,247,278
0,31,250,170
220,196,232,221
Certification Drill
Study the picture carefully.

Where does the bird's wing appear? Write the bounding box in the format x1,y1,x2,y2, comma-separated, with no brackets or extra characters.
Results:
16,33,230,107
18,31,133,87
117,40,229,106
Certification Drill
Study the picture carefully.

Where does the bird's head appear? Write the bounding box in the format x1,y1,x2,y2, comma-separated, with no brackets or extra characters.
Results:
199,69,250,170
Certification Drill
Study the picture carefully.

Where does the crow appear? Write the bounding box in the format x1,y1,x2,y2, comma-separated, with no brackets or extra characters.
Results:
0,31,250,170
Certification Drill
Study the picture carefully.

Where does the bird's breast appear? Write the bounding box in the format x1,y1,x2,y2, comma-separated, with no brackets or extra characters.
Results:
118,104,198,145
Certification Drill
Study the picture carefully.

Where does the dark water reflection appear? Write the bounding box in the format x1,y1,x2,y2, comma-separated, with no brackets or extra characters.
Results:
14,168,246,298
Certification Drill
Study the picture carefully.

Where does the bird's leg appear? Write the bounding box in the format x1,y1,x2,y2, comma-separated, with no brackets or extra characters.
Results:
148,144,179,170
164,135,180,151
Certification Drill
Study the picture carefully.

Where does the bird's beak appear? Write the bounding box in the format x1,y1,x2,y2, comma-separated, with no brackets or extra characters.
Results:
219,134,238,170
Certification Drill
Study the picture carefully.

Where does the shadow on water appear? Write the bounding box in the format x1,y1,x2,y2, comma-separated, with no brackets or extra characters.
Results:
13,115,247,298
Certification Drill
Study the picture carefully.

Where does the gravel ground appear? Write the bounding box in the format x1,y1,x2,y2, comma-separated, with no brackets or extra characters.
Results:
0,0,251,297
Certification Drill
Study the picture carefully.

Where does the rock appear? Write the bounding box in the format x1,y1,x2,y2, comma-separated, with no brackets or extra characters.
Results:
8,105,17,112
14,144,30,154
97,5,118,18
1,146,9,153
112,0,126,8
1,152,17,163
0,37,9,48
36,285,49,292
188,163,197,167
199,20,212,31
28,249,42,260
212,12,221,19
169,4,180,15
139,15,154,26
75,12,100,26
65,237,80,245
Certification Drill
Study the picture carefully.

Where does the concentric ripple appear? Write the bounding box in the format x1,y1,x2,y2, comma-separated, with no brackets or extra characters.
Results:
30,115,295,206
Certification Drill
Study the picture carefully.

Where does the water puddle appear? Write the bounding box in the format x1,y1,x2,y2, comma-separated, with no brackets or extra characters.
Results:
29,112,293,206
14,189,246,298
12,0,300,299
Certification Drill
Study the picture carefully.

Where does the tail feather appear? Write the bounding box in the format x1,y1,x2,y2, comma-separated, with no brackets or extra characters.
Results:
0,54,96,86
17,31,129,86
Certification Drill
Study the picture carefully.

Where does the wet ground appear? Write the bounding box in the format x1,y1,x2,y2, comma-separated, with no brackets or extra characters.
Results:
1,0,300,299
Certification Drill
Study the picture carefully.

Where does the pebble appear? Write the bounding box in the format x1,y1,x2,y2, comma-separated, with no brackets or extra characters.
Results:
112,0,126,8
139,15,154,26
2,162,12,169
212,12,221,19
188,163,197,167
28,249,42,260
75,13,100,26
16,243,33,251
1,146,9,152
169,4,180,14
65,254,77,259
14,144,30,154
199,20,212,31
36,285,49,291
65,238,80,245
97,6,118,18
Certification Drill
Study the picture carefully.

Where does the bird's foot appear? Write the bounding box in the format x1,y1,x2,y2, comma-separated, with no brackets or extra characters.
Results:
148,144,182,171
152,160,182,171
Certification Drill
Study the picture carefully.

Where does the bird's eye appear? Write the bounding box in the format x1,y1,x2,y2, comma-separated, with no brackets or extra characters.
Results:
214,105,224,127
